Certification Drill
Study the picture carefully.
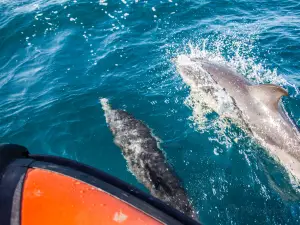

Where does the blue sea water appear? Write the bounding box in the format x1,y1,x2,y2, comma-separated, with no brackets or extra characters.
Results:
1,0,300,224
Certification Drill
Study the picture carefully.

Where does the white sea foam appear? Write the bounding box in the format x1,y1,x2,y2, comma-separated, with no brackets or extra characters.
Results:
14,3,40,13
186,41,288,86
13,0,69,14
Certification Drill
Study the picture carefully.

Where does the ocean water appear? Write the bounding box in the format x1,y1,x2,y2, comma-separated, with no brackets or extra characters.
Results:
1,0,300,224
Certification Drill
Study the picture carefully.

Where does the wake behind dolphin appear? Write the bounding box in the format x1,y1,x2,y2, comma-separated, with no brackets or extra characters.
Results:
175,55,300,186
100,98,197,219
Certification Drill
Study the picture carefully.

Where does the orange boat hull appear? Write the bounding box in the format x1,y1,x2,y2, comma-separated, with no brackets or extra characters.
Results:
0,144,200,225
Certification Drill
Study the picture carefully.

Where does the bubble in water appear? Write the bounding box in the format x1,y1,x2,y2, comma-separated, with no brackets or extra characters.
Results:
99,0,108,6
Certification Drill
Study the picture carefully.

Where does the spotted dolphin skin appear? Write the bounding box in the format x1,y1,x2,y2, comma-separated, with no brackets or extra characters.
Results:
175,56,300,185
100,98,197,219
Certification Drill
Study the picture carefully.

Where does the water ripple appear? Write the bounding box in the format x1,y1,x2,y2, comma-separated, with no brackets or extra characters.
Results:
1,1,300,224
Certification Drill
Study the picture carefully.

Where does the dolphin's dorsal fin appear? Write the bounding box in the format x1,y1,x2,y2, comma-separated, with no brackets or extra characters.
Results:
248,84,288,109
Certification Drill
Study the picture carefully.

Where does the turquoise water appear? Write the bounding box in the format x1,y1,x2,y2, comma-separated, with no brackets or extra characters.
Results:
1,0,300,224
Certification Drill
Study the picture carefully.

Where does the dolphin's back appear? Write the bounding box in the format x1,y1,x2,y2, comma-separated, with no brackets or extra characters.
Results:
176,57,300,185
101,100,196,219
110,110,161,154
200,61,251,91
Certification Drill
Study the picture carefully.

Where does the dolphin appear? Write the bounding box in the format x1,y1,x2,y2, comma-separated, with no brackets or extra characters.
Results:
100,98,197,219
175,55,300,184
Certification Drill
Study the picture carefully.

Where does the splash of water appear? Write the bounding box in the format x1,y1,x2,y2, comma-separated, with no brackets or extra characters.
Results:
175,38,290,149
174,38,300,192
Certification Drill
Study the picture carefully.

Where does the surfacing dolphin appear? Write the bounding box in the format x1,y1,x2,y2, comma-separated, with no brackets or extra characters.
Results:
175,55,300,184
100,98,197,219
